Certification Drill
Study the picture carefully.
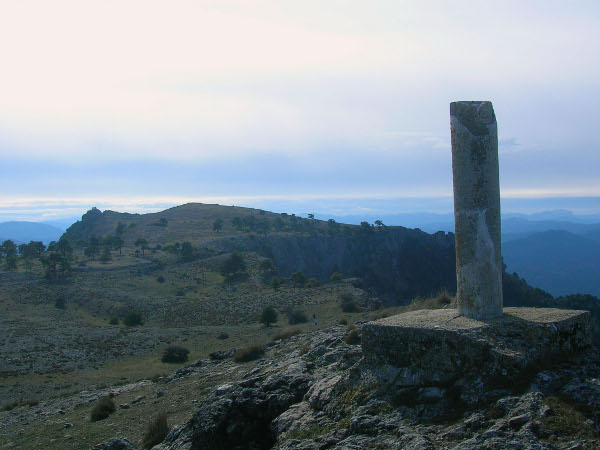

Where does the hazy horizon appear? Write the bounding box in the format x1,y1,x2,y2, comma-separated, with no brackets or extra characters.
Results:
1,1,599,221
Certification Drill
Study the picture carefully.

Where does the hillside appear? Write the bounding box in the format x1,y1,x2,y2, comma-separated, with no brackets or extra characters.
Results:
63,203,457,303
503,230,600,297
0,221,64,244
2,203,600,448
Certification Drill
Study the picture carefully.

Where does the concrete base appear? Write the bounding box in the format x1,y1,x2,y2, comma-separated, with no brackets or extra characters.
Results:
361,307,591,386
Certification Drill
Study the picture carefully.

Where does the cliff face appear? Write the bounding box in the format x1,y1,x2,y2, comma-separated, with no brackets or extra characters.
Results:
206,228,457,304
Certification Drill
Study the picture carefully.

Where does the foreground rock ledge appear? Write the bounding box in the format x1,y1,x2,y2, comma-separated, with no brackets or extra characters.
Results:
362,307,591,386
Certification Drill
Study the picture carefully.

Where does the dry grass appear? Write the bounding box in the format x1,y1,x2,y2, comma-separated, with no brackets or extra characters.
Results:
90,396,116,422
272,327,301,341
233,344,265,362
142,411,170,449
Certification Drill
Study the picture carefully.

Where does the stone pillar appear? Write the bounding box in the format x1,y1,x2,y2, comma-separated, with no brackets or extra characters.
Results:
450,101,503,320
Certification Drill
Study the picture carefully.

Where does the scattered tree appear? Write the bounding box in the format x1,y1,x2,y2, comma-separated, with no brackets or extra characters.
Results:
374,220,385,228
212,218,224,233
220,251,246,278
270,276,282,290
260,306,278,327
2,240,18,271
259,259,276,277
180,241,196,262
135,238,149,257
115,222,126,236
290,271,307,288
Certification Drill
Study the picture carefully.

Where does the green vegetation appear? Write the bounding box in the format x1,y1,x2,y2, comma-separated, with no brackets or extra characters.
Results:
123,312,144,327
286,308,308,324
260,306,278,327
220,251,247,279
340,293,359,313
161,346,190,363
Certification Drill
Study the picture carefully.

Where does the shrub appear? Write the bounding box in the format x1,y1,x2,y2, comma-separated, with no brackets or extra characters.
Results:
345,329,361,345
270,276,282,290
234,344,265,362
217,332,229,340
156,275,165,283
109,316,119,325
346,323,357,332
1,400,20,412
151,372,168,382
272,328,301,341
290,271,307,287
90,396,116,422
175,288,185,297
142,411,169,449
340,293,359,313
260,306,278,327
161,346,190,363
339,318,348,325
330,272,343,283
220,251,246,278
287,309,308,325
123,312,144,327
305,278,320,288
54,296,66,309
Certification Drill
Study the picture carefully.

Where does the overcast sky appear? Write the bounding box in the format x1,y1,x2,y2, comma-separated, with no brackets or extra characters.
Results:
1,0,599,221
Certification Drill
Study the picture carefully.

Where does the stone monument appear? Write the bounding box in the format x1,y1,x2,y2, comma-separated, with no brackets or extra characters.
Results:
361,101,591,387
450,101,502,320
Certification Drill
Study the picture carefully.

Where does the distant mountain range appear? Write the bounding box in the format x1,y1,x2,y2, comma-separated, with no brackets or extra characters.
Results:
0,221,65,245
503,230,600,297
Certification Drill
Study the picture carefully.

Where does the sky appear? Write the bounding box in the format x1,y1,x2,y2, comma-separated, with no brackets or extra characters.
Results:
1,0,599,222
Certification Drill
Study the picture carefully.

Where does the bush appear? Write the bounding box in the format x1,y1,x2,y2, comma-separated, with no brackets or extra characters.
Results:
109,316,119,325
90,396,116,422
272,328,301,341
142,411,169,449
260,306,278,327
339,318,348,325
345,329,361,345
156,275,165,283
234,344,265,362
123,312,144,327
290,271,307,287
330,272,343,283
340,293,359,313
54,296,66,309
217,332,229,340
175,288,185,297
305,278,320,288
287,309,308,325
161,346,190,363
270,276,282,290
298,345,311,356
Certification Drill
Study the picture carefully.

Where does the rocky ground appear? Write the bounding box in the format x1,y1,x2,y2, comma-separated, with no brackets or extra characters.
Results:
84,325,600,450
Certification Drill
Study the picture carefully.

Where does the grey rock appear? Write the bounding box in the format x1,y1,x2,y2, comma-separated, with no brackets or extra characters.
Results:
92,437,137,450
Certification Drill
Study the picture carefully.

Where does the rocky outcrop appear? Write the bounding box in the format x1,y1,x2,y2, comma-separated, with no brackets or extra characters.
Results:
92,320,600,449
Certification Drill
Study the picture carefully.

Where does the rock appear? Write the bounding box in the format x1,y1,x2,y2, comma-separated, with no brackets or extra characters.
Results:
92,437,137,449
209,349,236,360
131,396,145,404
306,375,342,410
118,403,130,409
362,308,591,388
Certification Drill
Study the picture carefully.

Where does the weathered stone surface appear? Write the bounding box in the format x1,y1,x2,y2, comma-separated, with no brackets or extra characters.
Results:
92,438,137,450
451,100,503,319
362,307,591,385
